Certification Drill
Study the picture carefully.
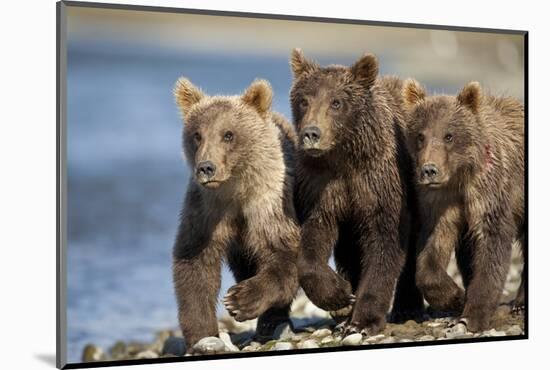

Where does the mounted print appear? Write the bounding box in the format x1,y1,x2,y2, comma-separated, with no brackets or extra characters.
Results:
56,1,528,368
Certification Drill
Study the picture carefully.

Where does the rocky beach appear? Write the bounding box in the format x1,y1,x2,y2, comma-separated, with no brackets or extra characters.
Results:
81,246,525,363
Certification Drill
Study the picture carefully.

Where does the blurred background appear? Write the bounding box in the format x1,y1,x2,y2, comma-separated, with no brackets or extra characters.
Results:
65,5,524,363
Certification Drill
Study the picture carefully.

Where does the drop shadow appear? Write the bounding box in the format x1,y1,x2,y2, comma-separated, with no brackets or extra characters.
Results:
34,353,57,367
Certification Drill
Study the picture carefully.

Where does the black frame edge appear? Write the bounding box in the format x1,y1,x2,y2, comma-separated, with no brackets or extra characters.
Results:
62,335,527,369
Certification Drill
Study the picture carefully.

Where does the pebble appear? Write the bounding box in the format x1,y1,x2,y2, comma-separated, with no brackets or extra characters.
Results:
418,335,435,341
110,341,127,359
342,333,363,346
135,350,158,359
321,336,335,344
161,337,187,356
241,341,260,352
301,339,320,349
481,329,507,337
126,342,147,356
364,334,385,344
272,342,293,351
506,325,523,336
162,336,187,357
219,332,239,352
391,326,417,337
192,337,226,354
445,323,469,339
379,337,397,344
82,344,106,362
311,328,332,339
432,327,447,338
291,333,308,342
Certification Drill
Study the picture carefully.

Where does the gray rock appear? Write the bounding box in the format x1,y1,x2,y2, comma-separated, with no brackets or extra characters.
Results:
162,336,187,357
126,342,147,356
135,350,159,359
342,333,363,346
82,344,106,362
192,337,226,354
311,328,332,339
506,325,523,336
447,333,473,339
219,332,239,352
432,327,447,338
481,329,507,337
379,337,397,344
445,323,472,339
450,323,467,335
110,341,127,359
272,342,293,351
301,339,320,349
418,335,435,341
290,333,308,342
363,334,385,344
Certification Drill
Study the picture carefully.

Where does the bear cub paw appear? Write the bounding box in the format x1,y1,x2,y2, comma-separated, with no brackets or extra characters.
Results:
224,278,273,322
301,267,355,312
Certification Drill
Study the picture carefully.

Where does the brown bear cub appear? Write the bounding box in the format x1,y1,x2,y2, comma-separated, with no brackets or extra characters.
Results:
289,49,423,335
172,78,300,348
402,79,525,332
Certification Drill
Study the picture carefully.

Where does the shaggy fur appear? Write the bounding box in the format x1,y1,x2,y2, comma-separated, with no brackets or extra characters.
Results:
402,79,525,332
289,49,423,335
172,78,300,347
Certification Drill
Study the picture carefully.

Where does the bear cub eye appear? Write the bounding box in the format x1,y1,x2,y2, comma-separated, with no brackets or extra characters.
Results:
223,131,234,142
444,133,453,143
417,133,425,145
299,99,309,109
193,132,201,143
331,99,342,110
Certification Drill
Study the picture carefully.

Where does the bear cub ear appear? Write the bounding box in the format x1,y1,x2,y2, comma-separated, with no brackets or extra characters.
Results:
174,77,205,119
290,48,318,79
457,81,482,114
402,78,427,108
351,53,379,87
242,79,273,118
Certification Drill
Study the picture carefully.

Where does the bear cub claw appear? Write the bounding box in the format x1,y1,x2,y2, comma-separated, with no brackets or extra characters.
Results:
458,315,491,332
333,318,382,338
224,278,271,322
511,303,525,315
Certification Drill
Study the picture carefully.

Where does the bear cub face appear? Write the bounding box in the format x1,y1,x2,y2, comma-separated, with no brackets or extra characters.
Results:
290,48,379,157
403,79,484,189
175,78,274,189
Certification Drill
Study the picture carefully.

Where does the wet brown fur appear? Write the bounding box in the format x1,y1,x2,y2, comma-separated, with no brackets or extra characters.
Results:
402,79,525,331
172,78,300,348
289,49,423,335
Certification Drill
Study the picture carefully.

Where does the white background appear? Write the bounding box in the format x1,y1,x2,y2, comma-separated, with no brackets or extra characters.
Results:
0,0,545,369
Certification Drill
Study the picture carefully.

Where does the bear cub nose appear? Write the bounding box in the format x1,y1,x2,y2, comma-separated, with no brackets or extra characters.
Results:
302,126,321,144
421,163,439,180
196,161,216,179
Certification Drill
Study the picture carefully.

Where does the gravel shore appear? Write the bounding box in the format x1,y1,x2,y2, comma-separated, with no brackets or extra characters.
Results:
81,246,524,362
